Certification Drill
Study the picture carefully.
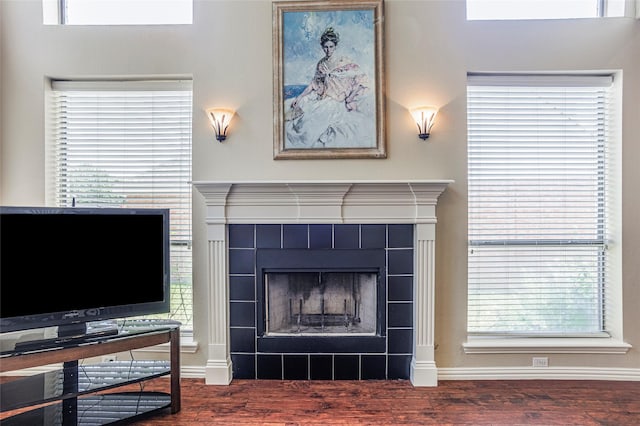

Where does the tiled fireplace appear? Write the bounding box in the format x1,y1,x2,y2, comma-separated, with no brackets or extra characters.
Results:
193,181,451,386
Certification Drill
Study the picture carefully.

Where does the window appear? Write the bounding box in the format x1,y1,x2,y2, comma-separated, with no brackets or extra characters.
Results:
48,80,193,329
467,74,615,336
43,0,193,25
466,0,625,20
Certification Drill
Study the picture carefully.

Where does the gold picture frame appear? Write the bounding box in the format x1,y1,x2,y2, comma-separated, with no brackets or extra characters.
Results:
273,0,386,159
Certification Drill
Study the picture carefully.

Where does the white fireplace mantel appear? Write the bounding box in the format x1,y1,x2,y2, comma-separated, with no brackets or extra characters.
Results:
193,180,452,386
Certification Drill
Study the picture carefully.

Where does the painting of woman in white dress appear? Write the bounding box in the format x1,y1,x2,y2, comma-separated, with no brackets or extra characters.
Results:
273,1,385,159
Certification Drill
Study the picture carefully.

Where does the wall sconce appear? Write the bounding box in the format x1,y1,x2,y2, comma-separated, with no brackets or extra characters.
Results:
206,108,235,142
410,106,438,140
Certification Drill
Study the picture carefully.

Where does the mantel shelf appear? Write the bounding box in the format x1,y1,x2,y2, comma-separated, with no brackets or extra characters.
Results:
193,180,453,224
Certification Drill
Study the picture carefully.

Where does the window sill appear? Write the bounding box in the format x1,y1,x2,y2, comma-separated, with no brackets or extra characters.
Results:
132,333,199,355
463,336,632,354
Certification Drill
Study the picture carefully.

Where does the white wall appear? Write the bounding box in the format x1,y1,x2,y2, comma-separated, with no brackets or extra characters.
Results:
1,0,639,375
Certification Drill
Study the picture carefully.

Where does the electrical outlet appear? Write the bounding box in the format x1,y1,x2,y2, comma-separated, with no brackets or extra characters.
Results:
101,355,117,363
532,357,548,367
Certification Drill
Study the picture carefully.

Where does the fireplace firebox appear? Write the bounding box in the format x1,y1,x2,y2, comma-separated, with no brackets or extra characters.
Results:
256,248,386,353
265,271,377,336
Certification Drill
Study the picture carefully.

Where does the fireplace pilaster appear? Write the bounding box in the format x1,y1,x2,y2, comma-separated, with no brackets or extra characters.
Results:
413,225,437,386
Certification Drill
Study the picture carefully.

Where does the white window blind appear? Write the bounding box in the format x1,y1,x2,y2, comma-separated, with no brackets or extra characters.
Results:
467,74,612,336
49,80,193,329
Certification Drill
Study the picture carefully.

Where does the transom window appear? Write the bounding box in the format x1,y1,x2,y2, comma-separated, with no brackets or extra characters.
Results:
43,0,193,25
48,79,193,329
466,0,625,20
467,73,615,336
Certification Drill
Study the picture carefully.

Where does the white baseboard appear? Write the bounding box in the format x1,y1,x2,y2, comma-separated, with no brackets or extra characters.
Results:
179,366,640,382
7,365,639,383
180,365,206,379
160,366,640,382
438,366,640,381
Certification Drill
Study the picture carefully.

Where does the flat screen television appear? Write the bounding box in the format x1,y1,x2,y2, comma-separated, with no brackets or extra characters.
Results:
0,206,171,338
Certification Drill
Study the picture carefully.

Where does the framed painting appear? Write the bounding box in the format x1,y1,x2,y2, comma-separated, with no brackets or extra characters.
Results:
273,0,386,159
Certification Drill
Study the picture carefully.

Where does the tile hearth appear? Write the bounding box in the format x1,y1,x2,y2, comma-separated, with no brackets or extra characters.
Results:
229,223,413,380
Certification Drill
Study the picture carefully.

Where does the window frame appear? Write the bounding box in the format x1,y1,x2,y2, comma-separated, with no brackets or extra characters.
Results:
46,79,194,332
465,0,626,21
465,73,625,349
43,0,193,25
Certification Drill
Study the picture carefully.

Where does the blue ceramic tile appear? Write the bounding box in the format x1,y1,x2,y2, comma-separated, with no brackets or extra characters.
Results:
230,327,255,353
229,248,255,275
361,355,386,380
388,224,413,248
388,276,413,301
388,328,413,354
256,224,282,249
388,302,413,328
334,355,359,380
388,249,414,275
284,355,309,380
257,354,283,379
231,354,255,379
283,224,308,248
361,224,386,249
310,355,333,380
229,275,255,301
309,224,332,249
230,301,255,327
388,355,411,379
229,224,255,248
227,221,418,379
334,224,360,249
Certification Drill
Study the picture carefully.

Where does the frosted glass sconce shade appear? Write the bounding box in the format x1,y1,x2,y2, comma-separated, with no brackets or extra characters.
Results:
410,106,438,140
207,108,235,142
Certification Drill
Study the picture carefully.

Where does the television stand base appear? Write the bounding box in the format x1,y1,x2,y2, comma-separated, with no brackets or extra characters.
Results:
0,320,181,425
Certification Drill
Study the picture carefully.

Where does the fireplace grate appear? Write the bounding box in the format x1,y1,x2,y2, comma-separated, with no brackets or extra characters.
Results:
288,297,361,332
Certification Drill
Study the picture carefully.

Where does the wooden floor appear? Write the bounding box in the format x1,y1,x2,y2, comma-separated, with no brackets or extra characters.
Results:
3,378,639,425
134,378,639,425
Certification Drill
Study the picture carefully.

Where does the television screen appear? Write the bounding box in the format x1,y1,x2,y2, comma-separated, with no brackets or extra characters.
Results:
0,207,170,335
